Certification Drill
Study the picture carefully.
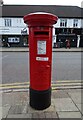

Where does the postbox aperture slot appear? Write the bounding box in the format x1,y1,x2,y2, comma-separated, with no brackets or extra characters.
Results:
34,31,49,35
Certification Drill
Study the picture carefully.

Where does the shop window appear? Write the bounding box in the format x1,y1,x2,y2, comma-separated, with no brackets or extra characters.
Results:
8,37,20,43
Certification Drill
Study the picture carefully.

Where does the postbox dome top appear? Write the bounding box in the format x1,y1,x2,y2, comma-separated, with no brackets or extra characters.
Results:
24,12,58,26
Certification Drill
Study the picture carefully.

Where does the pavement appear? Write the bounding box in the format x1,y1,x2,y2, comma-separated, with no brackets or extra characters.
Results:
0,47,83,119
0,80,83,119
0,47,83,52
0,88,82,119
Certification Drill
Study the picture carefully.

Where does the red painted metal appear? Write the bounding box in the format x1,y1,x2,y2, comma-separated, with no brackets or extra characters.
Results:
24,12,58,91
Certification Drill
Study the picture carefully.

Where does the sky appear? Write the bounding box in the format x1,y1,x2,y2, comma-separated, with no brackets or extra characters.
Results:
3,0,83,7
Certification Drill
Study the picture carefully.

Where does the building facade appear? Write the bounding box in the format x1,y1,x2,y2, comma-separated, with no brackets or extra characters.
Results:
0,5,83,47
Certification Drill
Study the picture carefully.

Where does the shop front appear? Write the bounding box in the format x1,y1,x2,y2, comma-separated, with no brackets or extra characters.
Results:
56,34,77,48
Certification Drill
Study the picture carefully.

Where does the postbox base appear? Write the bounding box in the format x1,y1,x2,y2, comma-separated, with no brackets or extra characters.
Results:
30,88,51,110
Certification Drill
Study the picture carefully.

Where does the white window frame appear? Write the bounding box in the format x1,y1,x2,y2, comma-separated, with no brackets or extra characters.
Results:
73,19,78,27
60,19,67,27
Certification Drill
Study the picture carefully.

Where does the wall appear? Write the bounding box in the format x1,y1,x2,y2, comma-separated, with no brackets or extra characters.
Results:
0,18,28,35
0,18,82,35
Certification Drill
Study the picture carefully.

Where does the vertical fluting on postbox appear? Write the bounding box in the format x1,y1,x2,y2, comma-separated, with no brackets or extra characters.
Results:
24,12,58,110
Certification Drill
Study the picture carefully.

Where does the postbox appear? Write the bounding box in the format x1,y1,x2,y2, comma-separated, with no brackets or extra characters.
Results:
23,12,58,110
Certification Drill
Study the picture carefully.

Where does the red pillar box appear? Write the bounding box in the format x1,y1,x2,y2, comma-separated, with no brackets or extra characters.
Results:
23,12,58,110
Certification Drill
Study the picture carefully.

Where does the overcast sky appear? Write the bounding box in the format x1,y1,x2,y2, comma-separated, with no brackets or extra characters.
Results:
3,0,83,7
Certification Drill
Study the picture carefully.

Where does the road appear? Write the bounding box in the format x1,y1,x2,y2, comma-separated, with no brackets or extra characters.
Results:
1,52,81,84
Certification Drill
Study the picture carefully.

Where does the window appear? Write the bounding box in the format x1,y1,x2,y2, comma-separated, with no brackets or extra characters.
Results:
17,18,22,23
73,19,78,27
20,19,21,23
4,19,12,27
8,37,20,43
60,19,67,27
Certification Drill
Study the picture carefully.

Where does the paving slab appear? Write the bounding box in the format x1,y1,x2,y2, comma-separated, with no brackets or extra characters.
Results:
58,111,82,118
37,112,46,118
68,91,81,104
8,105,25,114
32,113,40,118
66,89,82,93
76,104,81,112
0,107,2,119
2,92,28,106
76,103,83,115
1,89,82,119
7,114,32,118
53,98,79,112
45,112,58,118
52,90,69,99
2,105,10,118
0,93,2,107
82,116,83,120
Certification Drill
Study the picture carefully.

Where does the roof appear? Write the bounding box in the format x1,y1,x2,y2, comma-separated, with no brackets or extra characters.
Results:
1,5,82,18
